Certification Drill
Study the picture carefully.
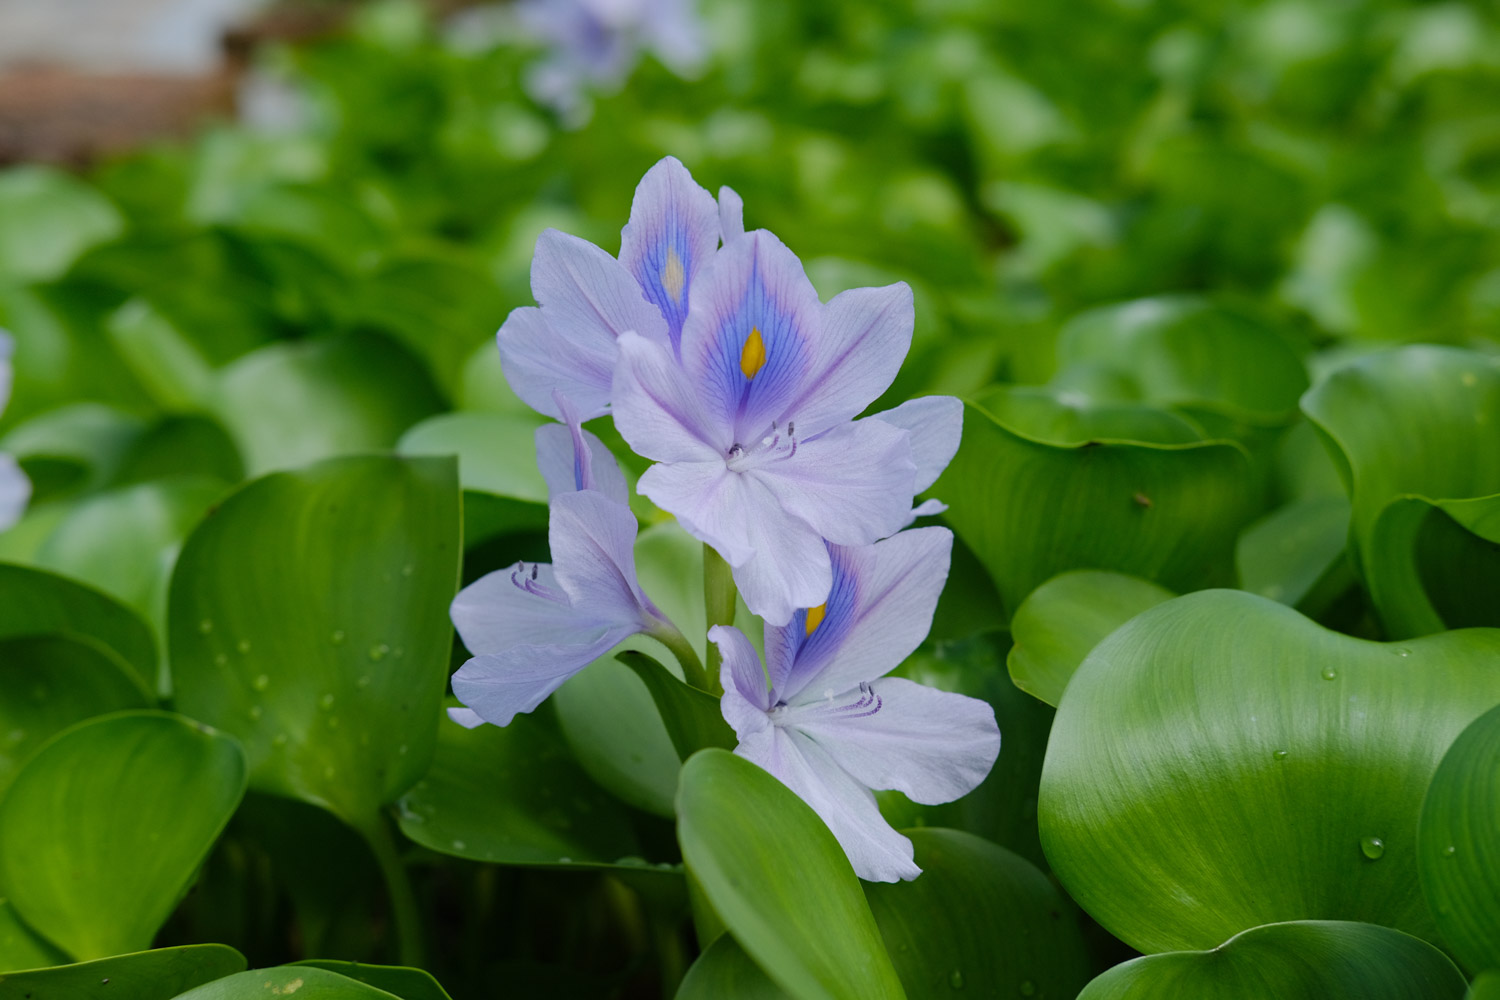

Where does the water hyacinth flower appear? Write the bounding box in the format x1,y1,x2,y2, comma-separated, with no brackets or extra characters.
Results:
611,225,962,624
516,0,707,121
448,404,670,728
498,156,738,421
709,527,1000,882
0,332,30,532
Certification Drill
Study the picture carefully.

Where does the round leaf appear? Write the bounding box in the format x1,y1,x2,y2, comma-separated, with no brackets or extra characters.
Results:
1007,570,1174,707
0,944,246,997
1418,702,1500,973
0,711,247,960
0,634,151,798
173,966,404,999
864,828,1090,1000
942,402,1258,621
1039,590,1500,953
1076,921,1466,999
171,455,461,825
1301,346,1500,637
676,749,906,1000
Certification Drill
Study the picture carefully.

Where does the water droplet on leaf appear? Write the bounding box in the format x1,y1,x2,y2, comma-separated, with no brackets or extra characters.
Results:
236,638,252,654
319,693,335,709
252,674,270,692
1020,982,1037,997
949,970,964,989
1360,836,1385,860
198,619,214,634
331,630,346,645
369,643,389,662
1321,667,1338,680
1273,750,1288,761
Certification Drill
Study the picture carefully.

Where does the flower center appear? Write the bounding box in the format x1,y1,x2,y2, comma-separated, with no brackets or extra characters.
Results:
509,562,568,604
725,419,798,472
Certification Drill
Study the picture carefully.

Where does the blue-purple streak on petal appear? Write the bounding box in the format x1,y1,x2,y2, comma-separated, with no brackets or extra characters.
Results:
613,331,724,461
534,396,630,505
717,187,745,245
869,395,962,494
785,676,999,806
680,229,823,444
779,528,953,701
619,156,720,350
783,282,914,439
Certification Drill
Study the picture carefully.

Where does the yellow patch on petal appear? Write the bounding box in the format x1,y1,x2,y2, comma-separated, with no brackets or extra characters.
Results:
661,247,686,304
804,603,827,636
740,327,767,379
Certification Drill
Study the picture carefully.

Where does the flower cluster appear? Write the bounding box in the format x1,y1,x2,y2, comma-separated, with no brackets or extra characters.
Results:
452,157,1000,881
0,331,30,532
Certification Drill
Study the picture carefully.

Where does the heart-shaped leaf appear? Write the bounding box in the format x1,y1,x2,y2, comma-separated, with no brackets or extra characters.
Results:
0,634,151,798
0,711,246,960
941,401,1257,621
1418,702,1500,974
396,707,654,871
676,749,906,1000
1040,589,1500,953
1007,570,1174,707
0,944,246,997
171,455,460,827
864,828,1090,1000
213,332,445,477
1301,346,1500,637
1076,921,1466,999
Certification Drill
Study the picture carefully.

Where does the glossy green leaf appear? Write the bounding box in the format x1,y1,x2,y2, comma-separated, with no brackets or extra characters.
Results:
864,829,1090,1000
172,966,403,999
0,900,65,973
1056,296,1309,423
1076,921,1466,999
1236,495,1354,615
676,934,790,1000
1418,702,1500,973
0,635,152,798
0,711,247,960
0,944,246,998
0,564,156,693
295,961,451,1000
676,749,906,1000
32,476,226,633
213,332,445,477
942,402,1257,621
170,455,461,826
618,651,735,760
973,385,1204,447
396,706,651,870
0,168,123,283
1040,589,1500,953
1301,346,1500,637
553,651,683,819
1007,570,1174,707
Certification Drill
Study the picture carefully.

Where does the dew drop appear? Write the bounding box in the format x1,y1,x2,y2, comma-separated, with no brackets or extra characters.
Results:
273,732,289,746
236,638,252,654
214,653,229,667
368,643,390,662
1360,836,1385,860
452,839,467,851
249,706,263,721
198,619,214,635
949,970,965,989
324,765,337,780
331,630,346,645
357,675,372,689
319,693,336,710
327,716,341,729
558,856,572,864
392,645,405,659
252,674,270,692
1393,647,1411,657
1020,982,1038,997
398,744,409,755
1443,845,1457,858
1273,750,1288,761
401,563,414,577
1321,667,1338,681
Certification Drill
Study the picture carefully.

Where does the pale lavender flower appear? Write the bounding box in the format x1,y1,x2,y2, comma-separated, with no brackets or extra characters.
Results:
517,0,707,121
611,225,963,624
709,527,1000,882
498,156,739,421
0,332,30,532
448,400,667,728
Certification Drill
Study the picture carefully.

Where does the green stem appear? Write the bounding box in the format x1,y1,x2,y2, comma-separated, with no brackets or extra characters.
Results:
358,809,425,968
651,621,710,692
702,544,737,696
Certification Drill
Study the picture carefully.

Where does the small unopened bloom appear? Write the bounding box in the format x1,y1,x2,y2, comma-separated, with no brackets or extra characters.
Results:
0,332,30,531
448,400,669,728
709,527,1000,882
